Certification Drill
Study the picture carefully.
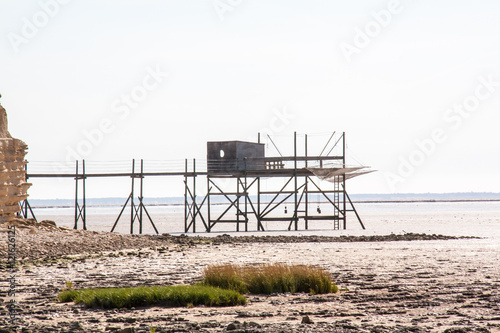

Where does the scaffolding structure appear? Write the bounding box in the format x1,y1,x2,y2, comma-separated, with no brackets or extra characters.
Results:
22,132,371,234
184,132,367,232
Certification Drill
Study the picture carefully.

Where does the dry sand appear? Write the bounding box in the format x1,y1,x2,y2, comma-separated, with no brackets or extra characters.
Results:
1,221,499,333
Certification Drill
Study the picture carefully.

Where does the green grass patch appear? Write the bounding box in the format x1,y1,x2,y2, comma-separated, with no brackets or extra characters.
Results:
201,263,338,295
58,285,246,309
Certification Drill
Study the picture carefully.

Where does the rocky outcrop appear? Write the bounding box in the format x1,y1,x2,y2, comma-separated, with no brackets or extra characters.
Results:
0,101,31,223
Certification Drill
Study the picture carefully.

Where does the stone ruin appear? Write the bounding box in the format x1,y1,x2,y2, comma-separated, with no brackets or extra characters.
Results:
0,98,31,223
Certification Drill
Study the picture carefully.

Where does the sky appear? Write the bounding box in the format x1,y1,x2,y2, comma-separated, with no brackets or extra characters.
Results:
1,0,500,199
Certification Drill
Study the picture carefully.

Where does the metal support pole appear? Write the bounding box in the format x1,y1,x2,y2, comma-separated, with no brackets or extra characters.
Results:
139,159,144,234
244,174,248,232
236,177,240,232
294,131,298,231
111,159,157,234
74,161,78,230
342,132,347,229
21,164,37,221
257,133,262,231
345,190,365,230
193,159,196,233
83,160,86,230
207,176,211,232
257,177,262,231
184,158,195,233
305,134,308,230
74,160,87,230
130,159,135,234
184,159,188,232
20,199,37,221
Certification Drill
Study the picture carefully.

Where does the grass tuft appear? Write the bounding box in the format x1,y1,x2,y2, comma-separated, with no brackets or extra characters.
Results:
201,263,338,295
58,285,246,309
201,264,249,293
65,280,73,290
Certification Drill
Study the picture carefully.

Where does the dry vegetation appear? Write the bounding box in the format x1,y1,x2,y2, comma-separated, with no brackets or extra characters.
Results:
201,263,338,295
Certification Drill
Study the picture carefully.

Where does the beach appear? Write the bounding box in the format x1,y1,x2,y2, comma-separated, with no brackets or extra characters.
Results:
1,201,500,332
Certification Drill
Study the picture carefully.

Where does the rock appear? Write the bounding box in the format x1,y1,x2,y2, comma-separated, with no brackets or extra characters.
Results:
0,98,10,138
5,217,58,232
40,220,57,228
0,101,31,223
301,315,313,324
227,322,238,330
443,329,469,333
69,321,84,330
116,328,136,333
246,322,261,328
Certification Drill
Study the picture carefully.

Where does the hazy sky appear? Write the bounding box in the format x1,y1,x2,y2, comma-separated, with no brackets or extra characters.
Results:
1,0,500,198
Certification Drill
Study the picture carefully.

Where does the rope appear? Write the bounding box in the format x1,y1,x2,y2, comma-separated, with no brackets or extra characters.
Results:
346,146,366,166
319,132,335,157
267,135,283,157
26,159,204,174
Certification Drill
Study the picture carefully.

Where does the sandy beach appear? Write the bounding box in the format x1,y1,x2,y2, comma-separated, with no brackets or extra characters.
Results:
1,219,499,333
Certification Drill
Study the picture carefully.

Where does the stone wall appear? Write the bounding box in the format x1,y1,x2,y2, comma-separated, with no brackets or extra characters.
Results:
0,102,31,223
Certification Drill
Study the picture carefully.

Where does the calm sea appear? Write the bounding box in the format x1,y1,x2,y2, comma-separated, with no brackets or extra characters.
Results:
27,201,500,238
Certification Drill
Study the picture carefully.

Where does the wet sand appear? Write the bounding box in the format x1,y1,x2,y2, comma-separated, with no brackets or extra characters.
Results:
1,223,499,333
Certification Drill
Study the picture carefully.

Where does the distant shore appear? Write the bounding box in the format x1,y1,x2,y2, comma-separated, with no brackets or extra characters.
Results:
24,198,500,210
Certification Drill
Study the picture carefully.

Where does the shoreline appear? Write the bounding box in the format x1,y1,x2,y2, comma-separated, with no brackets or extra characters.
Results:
0,219,479,265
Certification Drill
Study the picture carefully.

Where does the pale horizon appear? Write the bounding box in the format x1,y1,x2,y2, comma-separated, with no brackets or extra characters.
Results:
2,0,499,199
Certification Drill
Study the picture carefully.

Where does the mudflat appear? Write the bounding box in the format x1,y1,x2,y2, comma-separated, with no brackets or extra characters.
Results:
1,223,499,333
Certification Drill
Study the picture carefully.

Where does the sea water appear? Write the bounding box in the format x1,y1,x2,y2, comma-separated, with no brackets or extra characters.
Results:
27,201,500,238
